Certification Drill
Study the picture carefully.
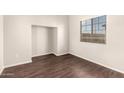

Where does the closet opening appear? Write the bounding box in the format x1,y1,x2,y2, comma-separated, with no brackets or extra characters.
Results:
31,25,57,57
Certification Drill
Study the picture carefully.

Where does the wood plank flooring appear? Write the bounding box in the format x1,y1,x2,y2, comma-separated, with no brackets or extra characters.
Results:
0,54,124,78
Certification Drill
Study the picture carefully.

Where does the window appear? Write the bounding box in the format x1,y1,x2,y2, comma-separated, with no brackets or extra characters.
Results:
93,16,106,34
80,15,106,44
82,19,92,34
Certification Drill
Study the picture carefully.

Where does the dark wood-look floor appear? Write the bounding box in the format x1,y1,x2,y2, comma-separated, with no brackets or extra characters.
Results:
0,54,124,78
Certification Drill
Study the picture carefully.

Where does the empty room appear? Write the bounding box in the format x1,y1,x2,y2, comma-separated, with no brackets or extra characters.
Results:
0,15,124,78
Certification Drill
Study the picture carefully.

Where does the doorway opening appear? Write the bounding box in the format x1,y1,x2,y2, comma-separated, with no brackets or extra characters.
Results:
31,25,57,57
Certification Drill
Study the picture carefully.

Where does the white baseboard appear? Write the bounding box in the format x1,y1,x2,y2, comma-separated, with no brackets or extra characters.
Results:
32,52,69,57
32,52,52,57
4,60,32,68
53,52,69,56
70,52,124,74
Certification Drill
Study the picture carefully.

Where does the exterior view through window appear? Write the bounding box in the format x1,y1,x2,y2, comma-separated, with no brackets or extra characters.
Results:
80,15,106,44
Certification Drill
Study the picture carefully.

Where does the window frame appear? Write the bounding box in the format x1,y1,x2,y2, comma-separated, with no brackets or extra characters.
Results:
81,15,106,35
80,15,106,44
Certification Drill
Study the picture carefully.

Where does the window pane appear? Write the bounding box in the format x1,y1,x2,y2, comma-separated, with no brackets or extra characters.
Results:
93,24,99,33
82,21,85,25
82,25,91,33
84,30,91,33
97,23,106,34
82,26,86,33
99,16,106,23
86,25,92,31
99,23,106,30
86,26,92,33
93,17,99,24
86,19,91,25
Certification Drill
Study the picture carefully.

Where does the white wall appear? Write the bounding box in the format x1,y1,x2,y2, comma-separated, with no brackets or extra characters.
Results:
4,15,69,67
69,15,124,73
32,26,57,57
50,27,58,54
0,16,3,74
